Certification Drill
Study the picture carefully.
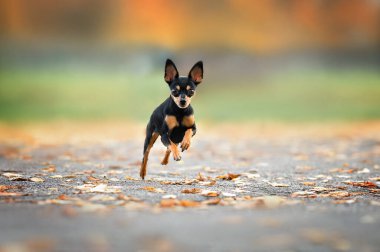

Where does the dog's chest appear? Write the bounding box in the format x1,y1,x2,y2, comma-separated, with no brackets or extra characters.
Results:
165,115,194,130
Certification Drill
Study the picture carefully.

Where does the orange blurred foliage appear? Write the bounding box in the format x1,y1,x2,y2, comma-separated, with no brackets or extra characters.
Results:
0,0,379,53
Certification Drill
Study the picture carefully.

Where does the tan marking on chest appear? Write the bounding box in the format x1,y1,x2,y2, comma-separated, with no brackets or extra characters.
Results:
165,115,179,130
182,115,195,128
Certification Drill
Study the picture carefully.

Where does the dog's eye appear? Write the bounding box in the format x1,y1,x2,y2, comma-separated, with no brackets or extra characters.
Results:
171,90,179,97
187,90,195,97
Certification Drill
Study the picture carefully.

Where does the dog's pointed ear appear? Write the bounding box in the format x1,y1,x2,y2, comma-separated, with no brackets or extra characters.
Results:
188,61,203,84
164,59,179,84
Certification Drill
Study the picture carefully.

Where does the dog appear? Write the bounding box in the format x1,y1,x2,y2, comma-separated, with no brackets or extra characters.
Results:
140,59,203,179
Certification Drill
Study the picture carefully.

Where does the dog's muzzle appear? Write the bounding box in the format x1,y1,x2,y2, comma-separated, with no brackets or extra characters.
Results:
180,97,187,106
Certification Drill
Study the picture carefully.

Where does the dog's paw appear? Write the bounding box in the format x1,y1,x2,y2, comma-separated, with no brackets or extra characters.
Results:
180,139,191,152
172,151,181,161
169,142,181,161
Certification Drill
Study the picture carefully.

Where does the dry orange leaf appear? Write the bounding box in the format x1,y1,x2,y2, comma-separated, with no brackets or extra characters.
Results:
327,191,350,198
58,194,71,200
200,190,220,197
301,182,316,186
141,186,165,193
0,185,20,192
217,173,241,180
42,165,56,173
344,181,378,188
179,200,201,207
160,199,178,208
291,191,317,198
202,198,221,205
87,176,101,182
30,177,44,183
198,180,216,186
181,188,202,194
0,192,25,197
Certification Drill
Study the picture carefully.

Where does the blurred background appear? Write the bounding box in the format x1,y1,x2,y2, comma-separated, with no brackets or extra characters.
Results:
0,0,379,122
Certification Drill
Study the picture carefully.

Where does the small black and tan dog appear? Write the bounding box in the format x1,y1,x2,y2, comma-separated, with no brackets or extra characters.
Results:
140,59,203,179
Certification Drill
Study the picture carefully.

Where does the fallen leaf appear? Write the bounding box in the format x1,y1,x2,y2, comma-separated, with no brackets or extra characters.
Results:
344,181,378,188
200,190,220,197
311,187,335,193
0,185,20,192
291,191,317,198
369,189,380,194
2,172,22,178
301,182,316,186
58,194,71,200
329,168,356,173
30,177,44,183
269,182,290,187
141,186,165,193
42,165,56,172
125,176,139,181
50,175,63,179
179,200,201,207
327,191,350,198
181,188,202,194
222,192,236,197
0,192,26,197
202,198,221,205
160,199,178,208
76,184,122,193
198,180,216,186
89,195,116,201
87,176,101,182
333,199,356,204
369,177,380,181
217,173,241,180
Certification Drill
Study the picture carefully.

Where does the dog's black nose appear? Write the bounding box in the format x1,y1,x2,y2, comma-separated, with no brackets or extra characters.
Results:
180,100,187,106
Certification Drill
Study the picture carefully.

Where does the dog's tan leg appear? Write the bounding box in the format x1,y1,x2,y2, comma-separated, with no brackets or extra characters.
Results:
161,148,171,165
181,129,193,152
140,132,159,179
169,140,181,161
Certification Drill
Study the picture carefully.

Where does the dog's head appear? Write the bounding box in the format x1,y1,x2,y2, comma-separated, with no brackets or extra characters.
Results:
164,59,203,109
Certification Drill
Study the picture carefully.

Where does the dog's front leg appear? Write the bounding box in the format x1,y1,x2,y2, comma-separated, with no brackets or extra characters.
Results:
161,118,181,161
181,124,196,152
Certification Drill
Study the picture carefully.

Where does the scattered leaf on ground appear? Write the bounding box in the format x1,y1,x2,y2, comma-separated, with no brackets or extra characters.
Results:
344,181,378,188
217,173,241,180
30,177,44,183
181,188,202,194
141,186,165,193
200,190,220,197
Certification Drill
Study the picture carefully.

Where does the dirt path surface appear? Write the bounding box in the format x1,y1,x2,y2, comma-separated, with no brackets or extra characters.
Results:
0,121,380,252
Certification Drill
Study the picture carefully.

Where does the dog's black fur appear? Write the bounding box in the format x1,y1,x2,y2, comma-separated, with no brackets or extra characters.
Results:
140,59,203,179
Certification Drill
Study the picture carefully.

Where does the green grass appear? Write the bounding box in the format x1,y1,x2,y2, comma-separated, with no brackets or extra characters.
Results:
0,67,379,122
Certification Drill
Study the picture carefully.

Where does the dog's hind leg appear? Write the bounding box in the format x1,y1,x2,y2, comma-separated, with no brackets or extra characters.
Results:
140,124,159,179
161,148,171,165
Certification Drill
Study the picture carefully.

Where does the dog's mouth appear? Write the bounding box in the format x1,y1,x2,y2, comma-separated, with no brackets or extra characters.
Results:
177,102,190,109
171,95,191,109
